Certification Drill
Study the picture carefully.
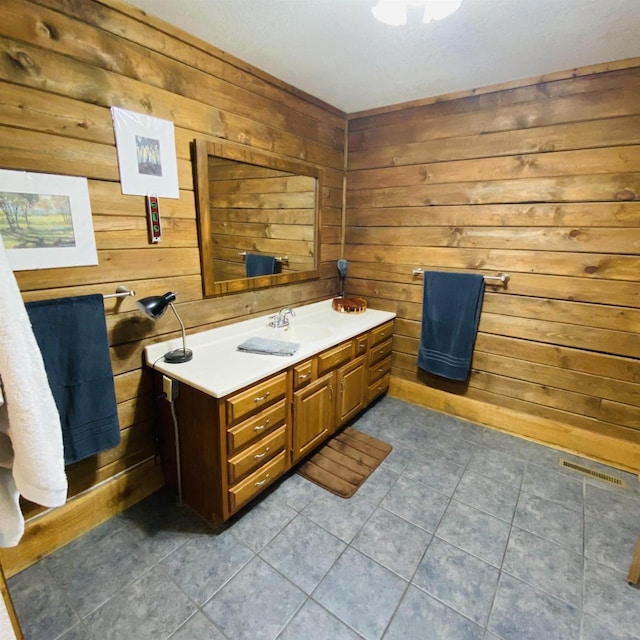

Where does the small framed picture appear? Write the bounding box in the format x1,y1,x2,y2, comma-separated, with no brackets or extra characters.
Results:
111,106,179,199
0,169,98,271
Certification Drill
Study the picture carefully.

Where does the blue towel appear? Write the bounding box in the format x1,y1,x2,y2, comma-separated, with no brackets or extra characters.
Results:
26,294,121,465
417,271,485,381
245,253,277,277
237,336,300,356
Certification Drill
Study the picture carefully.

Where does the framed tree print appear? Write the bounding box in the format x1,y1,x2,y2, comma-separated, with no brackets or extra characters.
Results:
111,106,180,199
0,169,98,271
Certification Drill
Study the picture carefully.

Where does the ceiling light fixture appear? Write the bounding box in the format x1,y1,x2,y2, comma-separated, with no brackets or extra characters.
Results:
371,0,462,26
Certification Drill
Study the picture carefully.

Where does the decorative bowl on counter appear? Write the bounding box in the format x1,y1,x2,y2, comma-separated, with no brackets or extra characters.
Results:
332,296,367,314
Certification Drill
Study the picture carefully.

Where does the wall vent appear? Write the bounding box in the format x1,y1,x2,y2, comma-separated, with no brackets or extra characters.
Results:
560,459,626,488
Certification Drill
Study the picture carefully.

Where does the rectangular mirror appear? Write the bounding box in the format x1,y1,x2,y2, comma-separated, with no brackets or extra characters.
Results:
193,139,321,297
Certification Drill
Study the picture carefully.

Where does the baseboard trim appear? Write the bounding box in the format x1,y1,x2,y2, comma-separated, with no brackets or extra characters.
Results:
0,458,164,578
389,377,640,475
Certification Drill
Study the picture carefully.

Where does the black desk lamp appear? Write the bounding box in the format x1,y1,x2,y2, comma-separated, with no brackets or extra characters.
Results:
136,291,193,363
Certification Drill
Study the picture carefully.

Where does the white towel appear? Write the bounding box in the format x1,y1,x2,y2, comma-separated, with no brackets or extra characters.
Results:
0,235,67,547
0,590,18,640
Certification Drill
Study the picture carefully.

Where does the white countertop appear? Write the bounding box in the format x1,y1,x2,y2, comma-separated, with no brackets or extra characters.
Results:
143,299,396,398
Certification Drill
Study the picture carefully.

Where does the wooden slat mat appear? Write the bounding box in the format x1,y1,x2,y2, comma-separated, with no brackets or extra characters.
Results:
297,427,392,498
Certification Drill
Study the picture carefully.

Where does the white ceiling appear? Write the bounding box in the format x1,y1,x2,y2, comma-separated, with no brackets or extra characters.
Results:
126,0,640,113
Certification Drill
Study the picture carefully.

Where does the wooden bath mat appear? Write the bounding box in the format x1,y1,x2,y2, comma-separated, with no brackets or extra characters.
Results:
297,427,392,498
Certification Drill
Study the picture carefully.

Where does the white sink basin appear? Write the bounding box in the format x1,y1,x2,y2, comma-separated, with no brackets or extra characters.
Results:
258,323,332,343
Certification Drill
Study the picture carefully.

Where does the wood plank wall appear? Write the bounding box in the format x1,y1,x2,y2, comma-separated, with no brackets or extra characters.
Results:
0,0,344,575
346,63,640,472
208,158,316,280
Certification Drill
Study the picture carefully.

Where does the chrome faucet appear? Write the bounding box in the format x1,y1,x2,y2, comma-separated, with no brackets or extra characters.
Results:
268,307,295,329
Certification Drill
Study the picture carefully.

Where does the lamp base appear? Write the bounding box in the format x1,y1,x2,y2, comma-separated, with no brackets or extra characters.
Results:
164,348,193,363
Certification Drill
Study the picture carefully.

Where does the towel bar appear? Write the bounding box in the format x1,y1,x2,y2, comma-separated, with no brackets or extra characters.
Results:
103,285,135,299
238,251,289,263
412,269,510,286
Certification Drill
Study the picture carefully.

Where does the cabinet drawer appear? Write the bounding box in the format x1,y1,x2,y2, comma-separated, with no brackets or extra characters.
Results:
368,373,390,404
370,321,394,346
369,338,392,366
368,354,391,385
228,451,286,513
225,372,287,426
354,334,368,357
227,425,286,485
226,399,286,455
317,340,353,375
293,360,313,390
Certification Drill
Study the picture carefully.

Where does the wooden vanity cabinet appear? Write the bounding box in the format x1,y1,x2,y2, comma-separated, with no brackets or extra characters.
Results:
290,335,367,461
155,319,394,527
292,371,335,463
222,372,289,514
367,321,393,403
336,354,366,427
156,381,227,526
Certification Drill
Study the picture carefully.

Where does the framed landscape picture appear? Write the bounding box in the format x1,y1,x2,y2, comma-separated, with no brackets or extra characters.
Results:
111,106,180,198
0,170,98,271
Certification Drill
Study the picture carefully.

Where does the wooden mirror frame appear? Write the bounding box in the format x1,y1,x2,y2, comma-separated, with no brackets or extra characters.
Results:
193,139,322,297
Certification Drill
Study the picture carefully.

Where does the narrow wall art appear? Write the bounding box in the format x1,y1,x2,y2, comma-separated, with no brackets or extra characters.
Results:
111,106,180,198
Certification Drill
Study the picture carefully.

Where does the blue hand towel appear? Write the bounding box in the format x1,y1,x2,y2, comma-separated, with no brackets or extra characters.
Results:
26,294,121,465
237,336,300,356
245,253,277,277
417,271,485,381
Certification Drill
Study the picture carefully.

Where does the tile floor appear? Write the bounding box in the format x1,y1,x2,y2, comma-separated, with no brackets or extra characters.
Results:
8,397,640,640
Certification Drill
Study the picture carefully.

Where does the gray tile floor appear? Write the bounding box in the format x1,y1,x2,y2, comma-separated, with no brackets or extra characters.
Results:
9,397,640,640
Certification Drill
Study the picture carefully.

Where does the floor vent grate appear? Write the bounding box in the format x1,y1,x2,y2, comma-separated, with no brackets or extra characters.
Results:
560,459,626,487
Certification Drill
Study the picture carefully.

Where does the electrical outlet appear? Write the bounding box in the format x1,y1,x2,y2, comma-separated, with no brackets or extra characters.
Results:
162,375,179,402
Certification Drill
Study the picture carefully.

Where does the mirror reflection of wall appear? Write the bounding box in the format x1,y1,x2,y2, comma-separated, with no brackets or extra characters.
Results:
208,157,317,282
193,138,322,298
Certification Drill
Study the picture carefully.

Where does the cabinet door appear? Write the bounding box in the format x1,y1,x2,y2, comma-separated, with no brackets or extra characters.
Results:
292,372,335,463
336,355,366,428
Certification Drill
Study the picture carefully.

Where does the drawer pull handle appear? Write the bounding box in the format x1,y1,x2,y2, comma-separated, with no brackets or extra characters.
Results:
255,474,270,487
253,419,270,432
254,447,270,460
299,373,309,380
378,368,384,373
254,391,270,403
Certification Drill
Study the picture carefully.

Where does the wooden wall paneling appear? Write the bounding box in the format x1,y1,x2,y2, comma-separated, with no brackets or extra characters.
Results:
346,63,640,472
348,146,640,190
349,69,640,143
346,173,640,207
391,329,640,411
346,244,640,282
14,248,203,291
0,38,340,171
390,376,640,472
2,0,344,159
0,0,346,572
390,360,640,448
348,63,640,127
346,202,640,228
208,159,317,277
0,459,164,578
348,115,640,170
33,0,345,126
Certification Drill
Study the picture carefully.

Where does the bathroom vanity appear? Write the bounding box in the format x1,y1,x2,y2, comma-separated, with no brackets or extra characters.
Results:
144,300,395,526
